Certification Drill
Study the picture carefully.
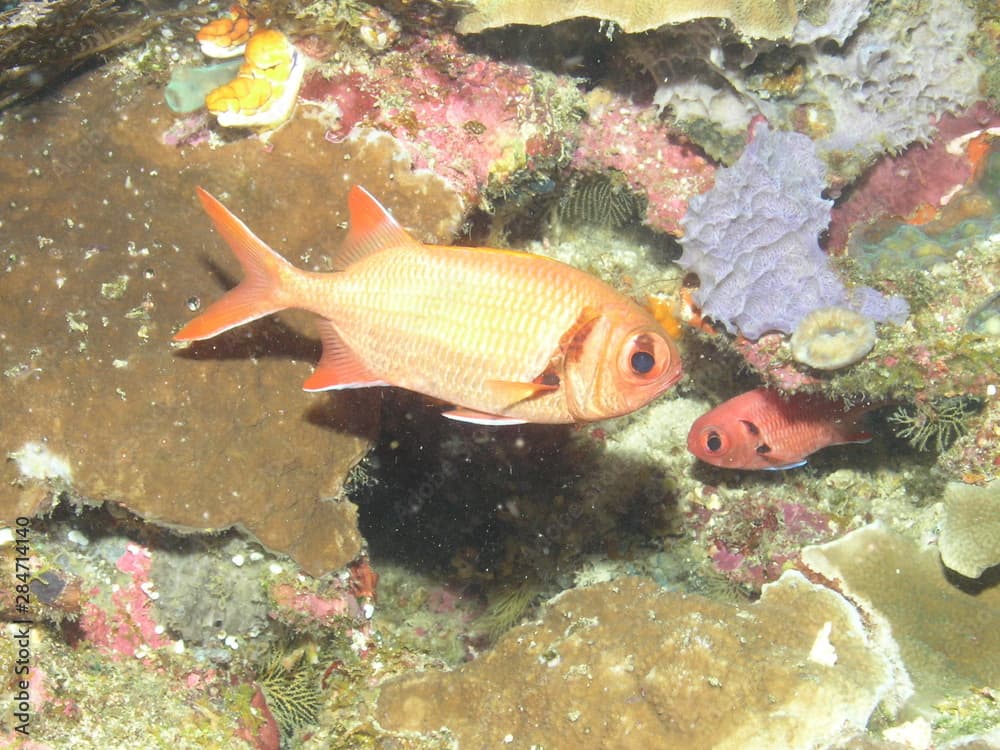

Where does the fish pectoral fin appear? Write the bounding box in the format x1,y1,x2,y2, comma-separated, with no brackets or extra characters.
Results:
483,379,559,408
302,319,387,391
443,408,527,426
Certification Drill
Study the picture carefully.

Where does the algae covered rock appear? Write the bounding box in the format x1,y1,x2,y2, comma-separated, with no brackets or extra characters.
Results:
377,573,900,748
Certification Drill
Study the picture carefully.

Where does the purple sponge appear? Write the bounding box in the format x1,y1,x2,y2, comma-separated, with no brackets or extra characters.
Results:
678,124,908,340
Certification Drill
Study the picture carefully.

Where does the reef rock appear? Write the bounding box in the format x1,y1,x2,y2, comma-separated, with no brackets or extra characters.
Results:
377,573,901,749
678,124,908,339
802,522,1000,716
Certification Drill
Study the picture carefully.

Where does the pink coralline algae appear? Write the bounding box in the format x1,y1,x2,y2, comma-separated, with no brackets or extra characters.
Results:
300,34,577,206
571,95,715,235
269,581,361,628
78,544,173,659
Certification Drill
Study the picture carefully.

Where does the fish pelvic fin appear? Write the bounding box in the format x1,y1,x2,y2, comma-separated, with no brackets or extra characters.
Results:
302,319,388,391
174,187,294,341
332,186,422,271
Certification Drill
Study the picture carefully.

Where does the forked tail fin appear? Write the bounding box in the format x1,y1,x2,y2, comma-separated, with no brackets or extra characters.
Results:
173,187,294,341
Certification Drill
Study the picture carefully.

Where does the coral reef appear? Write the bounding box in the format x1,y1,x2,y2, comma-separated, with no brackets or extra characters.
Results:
377,573,902,748
938,480,1000,579
644,0,984,179
790,306,877,370
678,123,908,339
570,92,715,235
802,523,1000,716
455,0,798,39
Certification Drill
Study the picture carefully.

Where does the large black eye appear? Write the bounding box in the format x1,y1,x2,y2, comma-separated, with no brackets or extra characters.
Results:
630,350,655,374
706,431,723,453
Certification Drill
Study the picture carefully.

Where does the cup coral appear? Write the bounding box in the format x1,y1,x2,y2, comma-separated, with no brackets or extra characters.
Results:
790,306,876,370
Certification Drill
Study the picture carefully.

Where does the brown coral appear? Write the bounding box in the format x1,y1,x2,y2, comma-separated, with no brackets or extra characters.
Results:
456,0,798,39
377,574,898,748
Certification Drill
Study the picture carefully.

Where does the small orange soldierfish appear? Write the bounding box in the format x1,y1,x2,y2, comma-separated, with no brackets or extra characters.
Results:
173,187,683,425
688,388,875,470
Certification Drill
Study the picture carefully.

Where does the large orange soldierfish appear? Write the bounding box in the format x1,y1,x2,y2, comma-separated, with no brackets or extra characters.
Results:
174,187,683,425
688,388,875,470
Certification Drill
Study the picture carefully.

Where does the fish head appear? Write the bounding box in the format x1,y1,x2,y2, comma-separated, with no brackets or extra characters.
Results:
561,306,682,421
687,410,771,469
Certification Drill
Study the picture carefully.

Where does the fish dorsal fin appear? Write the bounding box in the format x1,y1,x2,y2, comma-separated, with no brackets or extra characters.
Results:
332,186,421,271
302,319,388,391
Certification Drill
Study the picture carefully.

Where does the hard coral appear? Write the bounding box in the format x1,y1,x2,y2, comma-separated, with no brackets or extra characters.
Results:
678,123,908,339
456,0,798,40
938,480,1000,579
378,574,901,748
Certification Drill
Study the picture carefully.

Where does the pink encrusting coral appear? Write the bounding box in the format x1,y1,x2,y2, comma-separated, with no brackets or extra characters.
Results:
571,95,715,235
78,544,174,659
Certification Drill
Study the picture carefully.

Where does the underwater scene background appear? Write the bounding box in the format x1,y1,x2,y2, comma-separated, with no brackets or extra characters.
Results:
0,0,998,747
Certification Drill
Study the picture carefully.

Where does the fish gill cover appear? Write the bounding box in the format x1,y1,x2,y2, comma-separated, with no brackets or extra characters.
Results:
677,123,909,340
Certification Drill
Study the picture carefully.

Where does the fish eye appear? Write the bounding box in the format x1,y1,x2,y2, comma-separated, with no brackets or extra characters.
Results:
621,331,672,383
630,350,655,374
705,431,723,453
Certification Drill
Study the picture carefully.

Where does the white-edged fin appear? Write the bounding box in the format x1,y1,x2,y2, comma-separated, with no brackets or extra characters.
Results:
763,460,808,471
443,408,527,426
331,186,422,271
302,319,388,391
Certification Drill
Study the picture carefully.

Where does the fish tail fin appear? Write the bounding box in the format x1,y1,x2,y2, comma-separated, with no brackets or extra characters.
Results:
174,187,295,341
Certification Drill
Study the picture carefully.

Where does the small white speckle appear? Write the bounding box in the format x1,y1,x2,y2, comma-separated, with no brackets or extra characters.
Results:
0,528,14,546
224,635,239,650
67,529,89,547
503,734,514,743
249,552,263,562
172,640,185,654
987,384,997,397
362,602,375,620
231,554,245,567
268,563,283,575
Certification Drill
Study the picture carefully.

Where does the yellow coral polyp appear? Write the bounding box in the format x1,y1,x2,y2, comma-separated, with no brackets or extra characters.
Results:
206,76,274,115
243,29,293,72
204,29,305,130
196,4,255,59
